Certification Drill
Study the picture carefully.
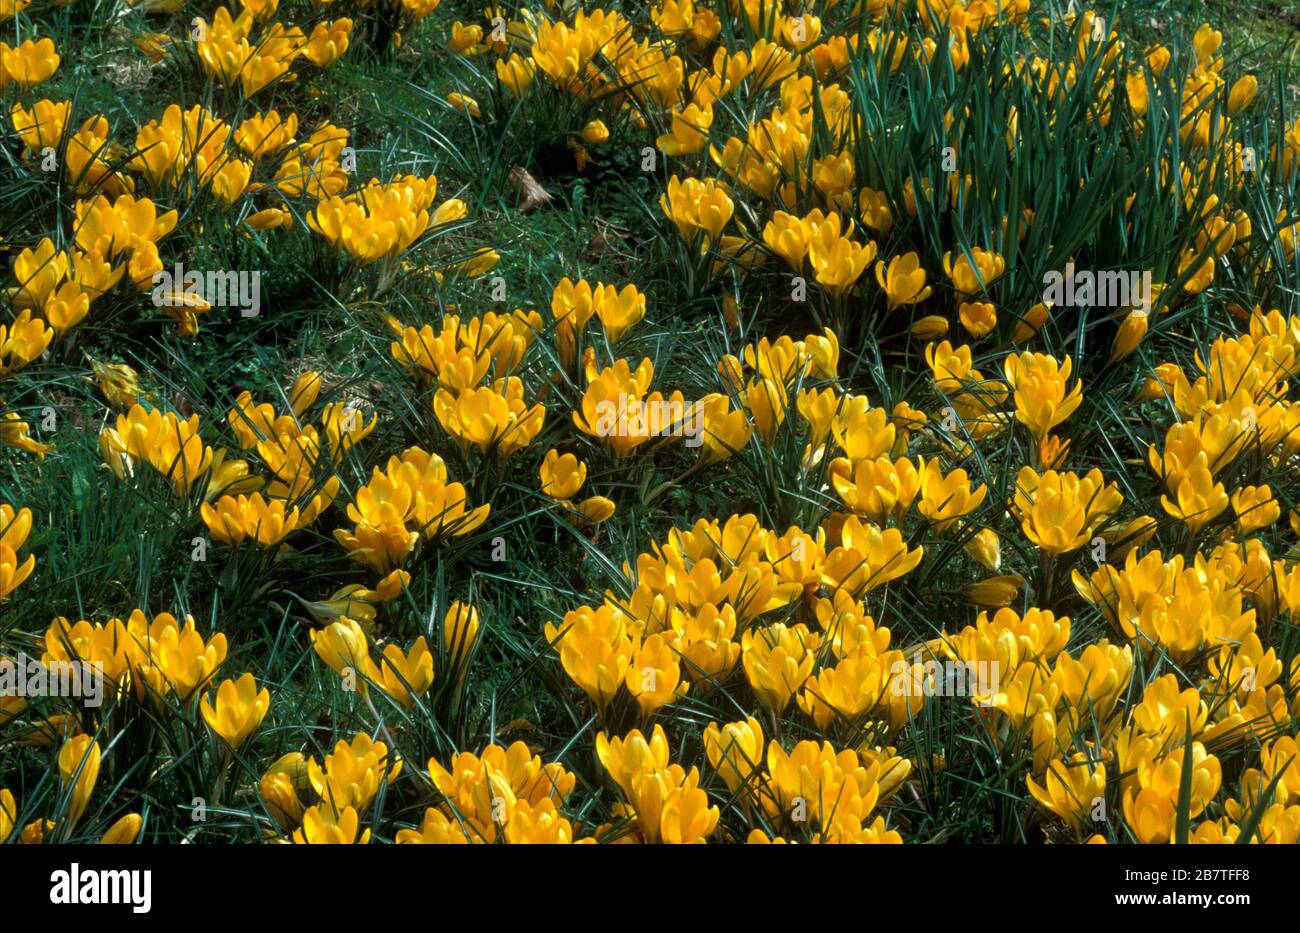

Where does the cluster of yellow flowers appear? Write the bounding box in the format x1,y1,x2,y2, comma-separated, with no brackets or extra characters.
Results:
0,735,141,844
0,198,175,454
543,511,921,842
0,35,58,91
310,174,467,264
0,504,35,601
4,0,1300,847
265,734,401,844
194,5,352,96
0,8,474,420
1,606,244,842
94,367,484,578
